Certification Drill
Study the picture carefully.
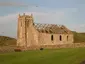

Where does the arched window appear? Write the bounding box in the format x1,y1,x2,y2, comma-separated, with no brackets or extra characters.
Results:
51,35,53,41
59,35,62,41
67,36,68,41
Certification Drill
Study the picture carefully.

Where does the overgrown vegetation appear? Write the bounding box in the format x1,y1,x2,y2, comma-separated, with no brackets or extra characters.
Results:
73,31,85,43
0,36,16,46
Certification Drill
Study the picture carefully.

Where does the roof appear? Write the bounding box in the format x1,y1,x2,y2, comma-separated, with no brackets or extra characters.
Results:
34,23,72,34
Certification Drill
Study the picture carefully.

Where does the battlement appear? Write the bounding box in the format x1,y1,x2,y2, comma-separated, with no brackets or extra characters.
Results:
18,13,33,18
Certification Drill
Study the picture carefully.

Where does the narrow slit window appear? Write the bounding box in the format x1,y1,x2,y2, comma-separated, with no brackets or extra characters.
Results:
51,35,53,41
33,23,34,25
67,36,68,41
60,35,62,41
21,22,22,27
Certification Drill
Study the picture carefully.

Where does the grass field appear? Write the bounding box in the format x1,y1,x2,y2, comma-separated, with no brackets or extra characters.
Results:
0,48,85,64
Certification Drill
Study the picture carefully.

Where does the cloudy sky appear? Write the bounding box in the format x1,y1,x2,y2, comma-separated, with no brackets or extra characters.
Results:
0,0,85,38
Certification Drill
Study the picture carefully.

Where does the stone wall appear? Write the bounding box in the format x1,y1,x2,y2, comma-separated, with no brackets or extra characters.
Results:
38,33,73,45
17,15,26,47
26,43,85,50
0,43,85,53
17,14,39,47
26,24,39,47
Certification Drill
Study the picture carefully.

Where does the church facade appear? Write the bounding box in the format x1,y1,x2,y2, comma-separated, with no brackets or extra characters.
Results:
17,13,74,47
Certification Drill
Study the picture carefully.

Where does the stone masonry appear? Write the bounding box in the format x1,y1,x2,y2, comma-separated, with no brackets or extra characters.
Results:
17,13,74,48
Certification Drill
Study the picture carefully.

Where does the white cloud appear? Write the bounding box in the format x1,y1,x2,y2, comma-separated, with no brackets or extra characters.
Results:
72,24,85,32
0,11,65,37
0,14,17,38
0,14,17,24
0,8,84,38
0,2,34,7
25,11,65,24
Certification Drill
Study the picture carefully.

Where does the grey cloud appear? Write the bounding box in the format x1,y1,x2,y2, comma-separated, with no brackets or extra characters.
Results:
0,2,36,7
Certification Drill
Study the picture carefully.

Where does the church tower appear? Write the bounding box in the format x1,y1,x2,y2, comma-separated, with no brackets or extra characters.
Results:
17,13,33,47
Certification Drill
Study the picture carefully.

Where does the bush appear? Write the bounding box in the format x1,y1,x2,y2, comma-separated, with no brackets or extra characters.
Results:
40,48,44,50
14,48,22,52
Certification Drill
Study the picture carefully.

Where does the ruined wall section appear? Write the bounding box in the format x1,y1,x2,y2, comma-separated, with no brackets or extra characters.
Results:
26,16,39,47
17,13,74,48
38,33,73,45
17,13,39,47
17,14,27,47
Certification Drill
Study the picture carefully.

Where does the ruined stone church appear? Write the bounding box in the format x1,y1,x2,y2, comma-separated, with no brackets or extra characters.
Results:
17,13,73,47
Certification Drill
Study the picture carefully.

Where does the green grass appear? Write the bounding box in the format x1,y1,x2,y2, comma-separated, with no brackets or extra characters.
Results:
0,48,85,64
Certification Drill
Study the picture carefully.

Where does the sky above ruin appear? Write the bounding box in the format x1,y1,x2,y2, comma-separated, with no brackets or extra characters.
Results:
0,0,85,38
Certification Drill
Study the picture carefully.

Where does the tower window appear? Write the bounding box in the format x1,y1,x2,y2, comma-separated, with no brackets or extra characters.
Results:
21,22,22,27
59,35,62,41
51,35,53,41
33,23,34,25
67,36,68,41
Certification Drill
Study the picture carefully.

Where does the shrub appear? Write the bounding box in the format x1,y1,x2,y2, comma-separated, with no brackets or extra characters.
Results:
40,48,44,50
14,48,22,52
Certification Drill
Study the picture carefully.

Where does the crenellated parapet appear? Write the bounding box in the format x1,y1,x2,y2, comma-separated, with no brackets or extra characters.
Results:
18,13,33,19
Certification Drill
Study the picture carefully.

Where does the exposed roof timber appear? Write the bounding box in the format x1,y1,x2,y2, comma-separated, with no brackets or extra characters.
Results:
33,23,72,34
